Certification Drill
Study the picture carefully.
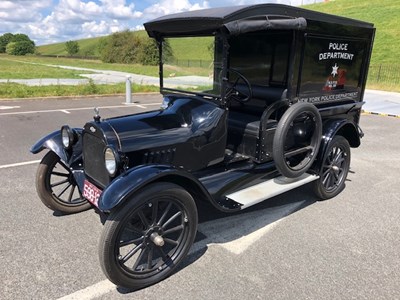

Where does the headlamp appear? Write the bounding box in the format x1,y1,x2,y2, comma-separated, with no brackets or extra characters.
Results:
61,125,77,150
104,147,118,176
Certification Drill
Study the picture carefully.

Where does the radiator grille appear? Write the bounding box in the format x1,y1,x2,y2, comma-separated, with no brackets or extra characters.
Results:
83,133,109,188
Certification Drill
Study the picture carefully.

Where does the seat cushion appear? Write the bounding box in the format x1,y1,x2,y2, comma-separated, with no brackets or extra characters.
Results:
228,111,260,136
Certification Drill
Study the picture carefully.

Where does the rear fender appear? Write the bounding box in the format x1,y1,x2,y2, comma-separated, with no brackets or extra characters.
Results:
312,119,360,172
98,165,212,212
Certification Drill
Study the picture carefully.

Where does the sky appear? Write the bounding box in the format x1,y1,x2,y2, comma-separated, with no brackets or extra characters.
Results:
0,0,323,45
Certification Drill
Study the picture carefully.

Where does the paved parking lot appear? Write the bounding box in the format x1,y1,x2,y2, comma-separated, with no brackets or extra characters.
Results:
0,94,399,300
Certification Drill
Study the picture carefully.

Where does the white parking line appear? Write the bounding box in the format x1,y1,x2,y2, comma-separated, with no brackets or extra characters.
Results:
0,160,40,169
0,103,160,116
61,110,71,114
0,105,21,110
57,280,116,300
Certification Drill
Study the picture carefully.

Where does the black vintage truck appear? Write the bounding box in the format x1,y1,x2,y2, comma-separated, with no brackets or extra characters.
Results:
31,4,375,289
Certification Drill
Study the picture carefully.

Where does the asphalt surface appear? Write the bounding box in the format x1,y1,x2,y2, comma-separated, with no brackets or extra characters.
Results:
0,94,399,300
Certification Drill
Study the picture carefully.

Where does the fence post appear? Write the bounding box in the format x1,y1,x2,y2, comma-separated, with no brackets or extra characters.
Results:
126,75,132,104
377,64,382,82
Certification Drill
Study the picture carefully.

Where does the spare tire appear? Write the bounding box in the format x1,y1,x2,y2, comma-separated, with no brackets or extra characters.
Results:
272,102,322,178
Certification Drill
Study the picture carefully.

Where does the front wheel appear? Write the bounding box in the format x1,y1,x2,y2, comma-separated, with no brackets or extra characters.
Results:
99,182,198,290
36,151,91,214
313,135,351,200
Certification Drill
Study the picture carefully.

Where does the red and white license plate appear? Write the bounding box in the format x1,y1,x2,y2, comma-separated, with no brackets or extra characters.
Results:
83,180,102,207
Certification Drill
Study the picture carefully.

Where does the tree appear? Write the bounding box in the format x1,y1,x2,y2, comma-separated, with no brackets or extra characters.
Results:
100,30,143,64
10,41,35,55
2,33,35,55
137,39,173,66
11,33,32,43
5,42,16,55
0,33,14,53
99,30,173,65
65,40,79,56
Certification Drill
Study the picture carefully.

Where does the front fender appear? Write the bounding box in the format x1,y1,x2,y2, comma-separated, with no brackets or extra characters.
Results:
30,128,82,163
98,165,211,211
30,130,68,162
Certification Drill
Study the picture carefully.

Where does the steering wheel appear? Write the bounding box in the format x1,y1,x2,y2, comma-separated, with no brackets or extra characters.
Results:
224,68,252,103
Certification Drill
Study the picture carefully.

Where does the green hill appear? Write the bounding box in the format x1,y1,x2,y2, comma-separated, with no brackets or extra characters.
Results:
36,30,212,61
37,36,104,56
305,0,399,64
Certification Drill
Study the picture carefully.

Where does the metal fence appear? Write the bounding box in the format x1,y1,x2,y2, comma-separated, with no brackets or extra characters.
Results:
367,64,400,86
167,58,213,68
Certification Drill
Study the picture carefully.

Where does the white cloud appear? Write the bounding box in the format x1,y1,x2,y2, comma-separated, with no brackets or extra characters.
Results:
100,0,143,19
0,0,52,22
81,20,124,36
0,0,324,45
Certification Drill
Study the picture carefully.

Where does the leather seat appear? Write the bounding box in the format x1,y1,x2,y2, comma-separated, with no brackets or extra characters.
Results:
228,111,260,136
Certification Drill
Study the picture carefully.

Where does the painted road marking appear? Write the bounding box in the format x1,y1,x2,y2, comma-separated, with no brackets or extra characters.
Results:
0,160,41,169
362,110,400,118
57,280,116,300
61,110,71,114
0,105,21,110
193,201,305,255
56,201,305,299
0,103,160,116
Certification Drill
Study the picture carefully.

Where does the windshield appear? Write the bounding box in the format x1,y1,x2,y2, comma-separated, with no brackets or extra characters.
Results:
161,36,224,97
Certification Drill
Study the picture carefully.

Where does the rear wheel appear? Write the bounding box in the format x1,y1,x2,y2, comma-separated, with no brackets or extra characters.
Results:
313,135,351,200
99,183,198,290
36,151,91,214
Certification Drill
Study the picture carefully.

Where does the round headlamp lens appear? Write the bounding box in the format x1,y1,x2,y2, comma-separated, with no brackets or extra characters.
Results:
61,126,71,149
105,147,117,176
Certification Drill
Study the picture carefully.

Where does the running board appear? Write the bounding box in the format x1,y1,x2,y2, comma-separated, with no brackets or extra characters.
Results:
225,173,319,209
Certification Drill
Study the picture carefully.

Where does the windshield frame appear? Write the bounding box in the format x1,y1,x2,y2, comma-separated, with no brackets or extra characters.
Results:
158,33,228,101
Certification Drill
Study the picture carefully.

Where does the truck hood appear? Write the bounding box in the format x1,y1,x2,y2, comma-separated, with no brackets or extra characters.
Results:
104,97,225,152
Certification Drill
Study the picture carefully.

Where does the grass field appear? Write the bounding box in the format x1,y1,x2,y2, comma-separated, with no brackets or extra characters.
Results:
0,56,91,79
3,55,161,77
0,82,158,99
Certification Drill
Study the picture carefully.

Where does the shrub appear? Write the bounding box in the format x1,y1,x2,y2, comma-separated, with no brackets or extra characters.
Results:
65,40,79,56
3,33,35,55
100,30,173,65
100,30,143,63
5,42,16,55
11,41,35,55
0,33,14,53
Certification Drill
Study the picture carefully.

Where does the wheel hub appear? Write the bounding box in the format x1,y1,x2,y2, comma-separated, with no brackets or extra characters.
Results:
150,232,165,247
332,165,340,173
145,226,164,247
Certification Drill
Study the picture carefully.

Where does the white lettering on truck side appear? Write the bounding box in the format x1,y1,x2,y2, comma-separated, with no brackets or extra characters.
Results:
318,41,355,61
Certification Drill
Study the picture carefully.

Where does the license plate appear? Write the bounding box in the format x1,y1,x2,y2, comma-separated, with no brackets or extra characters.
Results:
83,180,102,208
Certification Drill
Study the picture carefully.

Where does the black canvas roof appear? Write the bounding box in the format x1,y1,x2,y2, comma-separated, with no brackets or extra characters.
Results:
144,4,373,38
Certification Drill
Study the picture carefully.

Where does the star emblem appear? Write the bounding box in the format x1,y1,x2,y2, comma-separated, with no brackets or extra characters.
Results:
331,63,339,77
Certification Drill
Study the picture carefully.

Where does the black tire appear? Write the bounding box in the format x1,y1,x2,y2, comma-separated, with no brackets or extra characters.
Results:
36,151,91,214
99,182,198,290
273,102,322,178
313,135,351,200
